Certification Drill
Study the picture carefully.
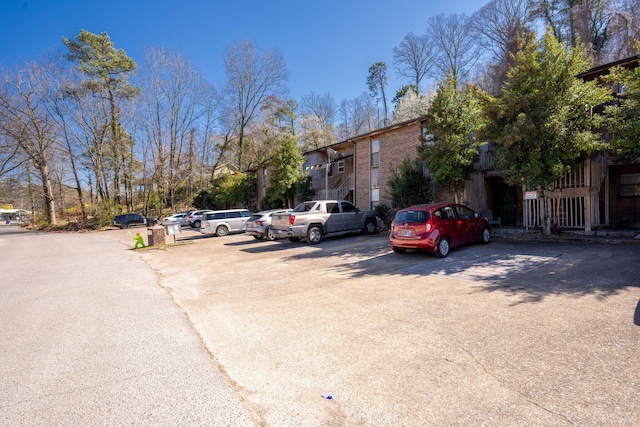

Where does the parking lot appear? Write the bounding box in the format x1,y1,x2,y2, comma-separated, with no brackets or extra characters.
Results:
109,227,640,426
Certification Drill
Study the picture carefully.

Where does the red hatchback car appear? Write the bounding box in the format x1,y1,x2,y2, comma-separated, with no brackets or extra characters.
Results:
389,203,491,257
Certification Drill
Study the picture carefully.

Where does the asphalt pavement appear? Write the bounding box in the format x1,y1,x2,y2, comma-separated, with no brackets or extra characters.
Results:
0,226,255,426
2,224,640,426
115,226,640,426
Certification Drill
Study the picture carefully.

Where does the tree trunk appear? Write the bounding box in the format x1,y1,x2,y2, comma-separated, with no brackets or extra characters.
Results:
107,87,123,204
539,188,552,236
65,136,86,220
187,128,195,203
37,162,57,225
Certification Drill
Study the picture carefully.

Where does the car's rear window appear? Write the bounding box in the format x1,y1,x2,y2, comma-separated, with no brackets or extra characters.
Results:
395,210,429,223
293,202,317,212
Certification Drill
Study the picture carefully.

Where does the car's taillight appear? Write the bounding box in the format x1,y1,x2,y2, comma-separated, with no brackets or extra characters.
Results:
425,220,433,232
256,220,265,226
289,215,295,225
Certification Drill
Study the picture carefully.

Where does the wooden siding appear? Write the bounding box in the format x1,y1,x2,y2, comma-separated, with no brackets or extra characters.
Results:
521,157,609,230
608,164,640,227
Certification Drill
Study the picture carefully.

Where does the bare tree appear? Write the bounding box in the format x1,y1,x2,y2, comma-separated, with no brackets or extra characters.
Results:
38,53,89,220
471,0,534,94
530,0,618,64
606,0,640,61
0,62,59,224
221,40,288,170
336,92,379,140
392,32,437,91
427,13,483,85
137,46,209,210
189,81,220,197
241,95,297,167
299,91,336,150
66,89,112,202
0,132,23,178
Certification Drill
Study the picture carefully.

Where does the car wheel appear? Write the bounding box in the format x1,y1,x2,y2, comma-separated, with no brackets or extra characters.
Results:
481,227,491,244
306,226,323,244
392,247,406,254
193,220,201,228
265,226,277,241
216,225,229,237
288,237,301,242
363,219,377,235
435,237,450,258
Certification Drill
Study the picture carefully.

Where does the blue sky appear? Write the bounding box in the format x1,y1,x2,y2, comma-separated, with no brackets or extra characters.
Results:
0,0,486,102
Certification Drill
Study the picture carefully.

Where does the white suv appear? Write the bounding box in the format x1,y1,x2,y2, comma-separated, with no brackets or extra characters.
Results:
200,209,252,237
186,210,212,228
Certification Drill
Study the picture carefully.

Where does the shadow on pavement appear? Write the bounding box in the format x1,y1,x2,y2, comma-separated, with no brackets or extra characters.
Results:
283,238,640,305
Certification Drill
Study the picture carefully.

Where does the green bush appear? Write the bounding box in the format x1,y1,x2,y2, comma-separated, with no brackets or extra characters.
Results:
95,199,123,228
387,157,432,208
374,203,395,229
193,189,217,210
259,193,284,211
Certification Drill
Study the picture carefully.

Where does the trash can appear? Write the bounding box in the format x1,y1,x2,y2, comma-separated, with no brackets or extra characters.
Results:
147,226,166,247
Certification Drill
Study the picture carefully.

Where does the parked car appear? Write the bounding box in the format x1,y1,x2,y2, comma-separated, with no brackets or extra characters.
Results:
112,213,157,229
161,213,189,227
270,200,378,244
389,203,490,257
200,209,252,237
244,208,292,241
186,210,212,228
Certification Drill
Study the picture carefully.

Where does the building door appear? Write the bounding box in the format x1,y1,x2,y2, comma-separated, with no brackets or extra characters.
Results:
495,181,517,226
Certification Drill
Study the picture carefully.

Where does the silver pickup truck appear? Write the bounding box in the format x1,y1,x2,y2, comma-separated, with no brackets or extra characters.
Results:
270,200,378,244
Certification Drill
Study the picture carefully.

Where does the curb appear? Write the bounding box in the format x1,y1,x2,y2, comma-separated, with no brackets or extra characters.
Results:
492,228,640,245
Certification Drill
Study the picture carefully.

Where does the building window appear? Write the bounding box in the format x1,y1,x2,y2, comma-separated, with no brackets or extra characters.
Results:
422,127,435,145
337,161,344,173
371,139,380,207
371,165,379,189
371,139,379,166
620,173,640,197
371,189,379,210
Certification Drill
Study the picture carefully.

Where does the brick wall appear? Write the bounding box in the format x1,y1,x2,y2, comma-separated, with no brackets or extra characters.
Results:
354,138,369,210
354,120,425,209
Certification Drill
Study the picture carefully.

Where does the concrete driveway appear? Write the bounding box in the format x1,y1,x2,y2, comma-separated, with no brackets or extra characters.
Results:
104,228,640,426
